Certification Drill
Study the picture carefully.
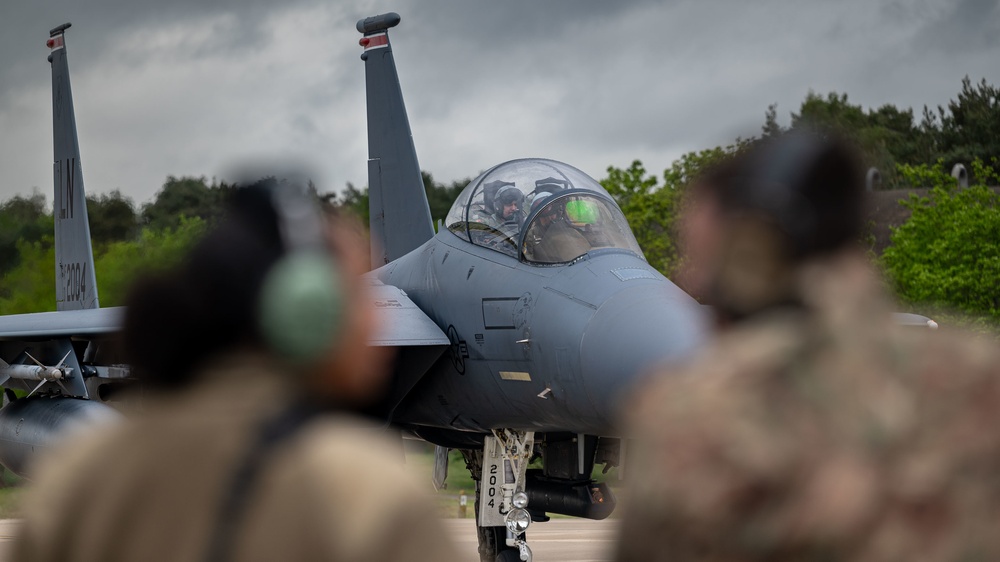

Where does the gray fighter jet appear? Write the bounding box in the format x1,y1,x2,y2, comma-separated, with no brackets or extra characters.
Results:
0,23,449,478
0,24,126,475
356,13,706,561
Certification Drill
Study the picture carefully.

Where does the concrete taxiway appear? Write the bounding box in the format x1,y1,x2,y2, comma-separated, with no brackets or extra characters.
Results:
0,518,619,561
0,520,16,561
445,518,618,561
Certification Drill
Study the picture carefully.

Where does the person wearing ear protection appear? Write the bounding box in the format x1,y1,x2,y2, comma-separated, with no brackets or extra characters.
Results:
13,181,460,562
473,180,524,231
616,132,1000,562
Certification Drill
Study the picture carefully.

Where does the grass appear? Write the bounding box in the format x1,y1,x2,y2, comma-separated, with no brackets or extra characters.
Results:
0,470,26,518
0,440,628,521
0,487,24,518
403,444,625,519
890,300,1000,336
404,446,478,518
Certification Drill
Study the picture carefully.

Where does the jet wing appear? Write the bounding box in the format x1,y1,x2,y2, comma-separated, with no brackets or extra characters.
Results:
0,307,124,340
892,312,939,329
368,280,450,347
364,280,449,418
0,282,448,346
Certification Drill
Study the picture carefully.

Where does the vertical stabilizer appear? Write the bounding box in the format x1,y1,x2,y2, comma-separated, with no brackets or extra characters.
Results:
357,13,435,268
48,23,99,310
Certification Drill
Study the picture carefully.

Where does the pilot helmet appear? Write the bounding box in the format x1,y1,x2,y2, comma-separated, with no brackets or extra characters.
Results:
529,191,554,214
483,180,516,214
534,177,571,192
495,185,524,210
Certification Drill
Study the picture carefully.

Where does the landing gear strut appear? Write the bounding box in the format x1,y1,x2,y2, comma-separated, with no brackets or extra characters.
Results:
462,429,535,562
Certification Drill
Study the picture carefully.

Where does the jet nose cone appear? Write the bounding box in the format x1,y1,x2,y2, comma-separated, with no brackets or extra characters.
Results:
580,283,708,430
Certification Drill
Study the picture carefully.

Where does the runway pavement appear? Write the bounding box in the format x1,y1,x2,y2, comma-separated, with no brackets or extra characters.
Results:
445,518,619,561
0,518,618,561
0,520,16,561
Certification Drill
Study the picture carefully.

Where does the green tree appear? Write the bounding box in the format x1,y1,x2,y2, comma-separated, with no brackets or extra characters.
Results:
0,218,207,314
882,160,1000,321
424,172,468,226
327,172,469,230
934,77,1000,175
0,238,55,314
141,176,234,231
602,160,676,274
0,191,52,273
329,182,370,226
762,103,783,138
87,190,138,245
603,144,745,277
772,78,999,187
95,218,208,307
790,92,920,187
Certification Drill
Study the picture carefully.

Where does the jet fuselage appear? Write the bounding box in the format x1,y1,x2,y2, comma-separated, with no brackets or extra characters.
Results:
378,229,704,437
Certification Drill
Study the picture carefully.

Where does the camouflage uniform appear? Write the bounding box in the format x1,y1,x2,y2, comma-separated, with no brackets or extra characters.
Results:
14,353,459,562
617,254,1000,562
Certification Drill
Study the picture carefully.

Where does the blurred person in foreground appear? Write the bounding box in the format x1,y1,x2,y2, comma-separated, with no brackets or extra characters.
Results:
616,132,1000,562
14,181,459,562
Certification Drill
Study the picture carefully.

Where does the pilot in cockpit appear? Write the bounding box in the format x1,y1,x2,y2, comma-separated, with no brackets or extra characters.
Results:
523,190,592,263
475,180,525,235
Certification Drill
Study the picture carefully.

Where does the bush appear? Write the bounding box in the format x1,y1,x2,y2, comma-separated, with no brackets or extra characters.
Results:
882,160,1000,322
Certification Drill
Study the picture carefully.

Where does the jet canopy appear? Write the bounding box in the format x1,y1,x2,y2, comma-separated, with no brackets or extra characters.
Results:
445,159,644,264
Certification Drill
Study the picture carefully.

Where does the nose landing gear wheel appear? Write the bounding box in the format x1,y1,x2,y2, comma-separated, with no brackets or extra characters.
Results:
495,549,522,562
475,501,523,561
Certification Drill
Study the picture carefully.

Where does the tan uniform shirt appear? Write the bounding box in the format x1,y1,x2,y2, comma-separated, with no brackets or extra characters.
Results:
14,356,459,562
617,255,1000,562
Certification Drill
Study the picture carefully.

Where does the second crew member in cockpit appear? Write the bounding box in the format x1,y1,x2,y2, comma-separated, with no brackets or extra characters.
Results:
523,193,592,263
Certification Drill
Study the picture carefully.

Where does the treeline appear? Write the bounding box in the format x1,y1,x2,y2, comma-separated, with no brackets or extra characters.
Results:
764,76,999,188
0,176,234,314
0,173,469,314
599,75,1000,323
327,171,470,228
1,76,997,321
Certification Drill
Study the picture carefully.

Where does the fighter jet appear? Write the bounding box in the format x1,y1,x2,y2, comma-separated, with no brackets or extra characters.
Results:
0,24,126,475
356,13,706,561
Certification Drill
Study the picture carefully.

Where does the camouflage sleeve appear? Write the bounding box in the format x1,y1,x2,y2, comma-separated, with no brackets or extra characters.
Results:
616,323,832,561
618,321,1000,562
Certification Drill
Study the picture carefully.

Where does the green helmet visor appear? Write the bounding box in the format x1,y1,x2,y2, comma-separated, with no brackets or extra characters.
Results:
564,200,599,224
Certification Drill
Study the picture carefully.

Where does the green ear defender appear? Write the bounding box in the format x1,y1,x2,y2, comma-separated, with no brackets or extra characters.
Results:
257,183,345,363
258,252,343,362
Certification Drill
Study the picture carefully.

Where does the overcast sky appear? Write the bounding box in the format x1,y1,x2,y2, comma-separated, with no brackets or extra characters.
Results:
1,0,997,206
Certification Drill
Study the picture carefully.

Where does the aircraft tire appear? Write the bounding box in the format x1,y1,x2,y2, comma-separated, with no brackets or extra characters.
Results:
475,507,521,561
495,549,522,562
468,449,522,561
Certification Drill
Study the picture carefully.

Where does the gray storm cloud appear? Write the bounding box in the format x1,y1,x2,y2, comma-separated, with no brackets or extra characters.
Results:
0,0,997,204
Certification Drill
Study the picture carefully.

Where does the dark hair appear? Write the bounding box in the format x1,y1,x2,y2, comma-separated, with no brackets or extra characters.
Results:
696,131,864,261
122,184,285,389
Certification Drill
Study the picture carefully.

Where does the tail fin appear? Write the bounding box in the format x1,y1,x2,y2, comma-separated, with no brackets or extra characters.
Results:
357,13,435,268
48,23,99,310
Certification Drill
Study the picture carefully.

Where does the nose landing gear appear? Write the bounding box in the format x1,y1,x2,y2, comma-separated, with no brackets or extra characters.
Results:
463,429,535,562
